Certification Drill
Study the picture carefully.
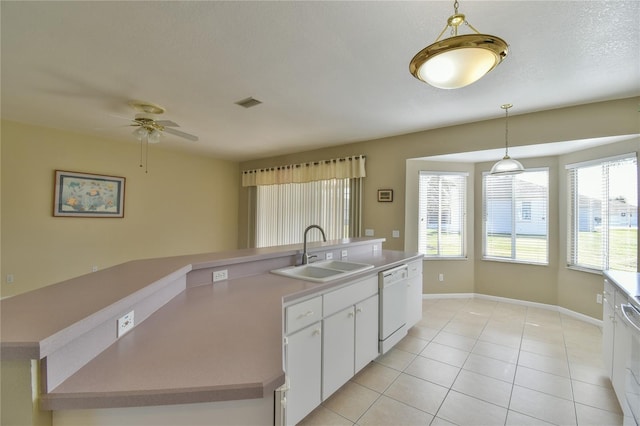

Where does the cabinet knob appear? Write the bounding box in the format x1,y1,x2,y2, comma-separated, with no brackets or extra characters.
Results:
298,310,314,318
356,307,363,314
312,328,321,336
348,311,355,318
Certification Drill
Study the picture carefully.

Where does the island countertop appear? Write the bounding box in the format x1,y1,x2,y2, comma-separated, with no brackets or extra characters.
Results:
1,239,422,410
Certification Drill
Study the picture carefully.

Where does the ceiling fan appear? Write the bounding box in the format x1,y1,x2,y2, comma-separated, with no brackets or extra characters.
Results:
124,100,198,173
127,100,199,143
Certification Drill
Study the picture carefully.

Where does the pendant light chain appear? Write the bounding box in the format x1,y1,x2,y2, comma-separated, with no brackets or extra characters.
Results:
504,106,510,156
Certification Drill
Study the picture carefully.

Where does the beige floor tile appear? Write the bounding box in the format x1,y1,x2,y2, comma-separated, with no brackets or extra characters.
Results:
442,320,484,339
463,353,517,383
404,356,461,388
478,329,522,349
395,334,429,354
515,365,573,400
575,402,624,426
322,381,379,422
429,416,458,426
352,361,401,393
299,405,354,426
572,380,623,414
521,337,567,358
452,369,513,407
569,362,612,388
567,345,605,369
407,324,439,342
518,349,570,377
437,390,508,426
375,348,416,371
420,341,470,367
384,373,448,415
472,340,519,364
510,385,577,425
505,410,556,425
432,331,477,351
356,395,433,426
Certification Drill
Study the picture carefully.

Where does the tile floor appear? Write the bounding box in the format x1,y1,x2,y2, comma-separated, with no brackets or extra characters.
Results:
298,297,623,426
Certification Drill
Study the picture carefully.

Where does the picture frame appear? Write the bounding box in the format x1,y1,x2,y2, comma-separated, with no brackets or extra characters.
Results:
53,170,125,217
377,189,393,202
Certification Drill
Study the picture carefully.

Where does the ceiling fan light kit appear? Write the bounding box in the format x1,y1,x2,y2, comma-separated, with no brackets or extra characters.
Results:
409,0,508,89
490,103,525,175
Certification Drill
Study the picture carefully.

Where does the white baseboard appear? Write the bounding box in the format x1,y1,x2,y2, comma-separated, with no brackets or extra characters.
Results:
422,293,602,328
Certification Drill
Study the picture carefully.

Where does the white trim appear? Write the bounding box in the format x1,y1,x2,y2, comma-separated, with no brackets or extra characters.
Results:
421,293,602,327
565,152,637,170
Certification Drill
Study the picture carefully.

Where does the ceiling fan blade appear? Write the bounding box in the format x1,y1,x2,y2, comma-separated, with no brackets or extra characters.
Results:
155,120,179,127
163,127,199,142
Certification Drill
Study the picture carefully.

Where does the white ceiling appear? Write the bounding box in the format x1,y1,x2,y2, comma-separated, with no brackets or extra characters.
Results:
2,1,639,162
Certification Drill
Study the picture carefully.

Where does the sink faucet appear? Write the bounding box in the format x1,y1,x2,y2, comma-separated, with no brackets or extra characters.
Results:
302,225,327,265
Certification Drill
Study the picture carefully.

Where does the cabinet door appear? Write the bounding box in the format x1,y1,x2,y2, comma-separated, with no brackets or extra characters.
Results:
286,323,322,426
406,275,422,329
613,309,631,401
322,306,355,400
602,289,615,377
355,294,379,373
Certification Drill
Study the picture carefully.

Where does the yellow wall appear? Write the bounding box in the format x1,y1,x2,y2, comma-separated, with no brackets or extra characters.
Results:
1,121,240,297
239,97,640,319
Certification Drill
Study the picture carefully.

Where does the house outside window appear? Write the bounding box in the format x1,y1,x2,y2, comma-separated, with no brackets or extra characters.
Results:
483,168,549,264
418,171,467,258
567,154,637,272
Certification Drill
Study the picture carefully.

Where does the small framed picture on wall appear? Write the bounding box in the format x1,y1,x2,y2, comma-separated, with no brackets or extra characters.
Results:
377,189,393,202
53,170,125,217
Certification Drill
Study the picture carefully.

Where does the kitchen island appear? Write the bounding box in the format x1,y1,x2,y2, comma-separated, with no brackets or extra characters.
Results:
1,238,422,426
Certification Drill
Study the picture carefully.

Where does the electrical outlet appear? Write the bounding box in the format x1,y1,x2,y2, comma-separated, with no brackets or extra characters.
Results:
597,293,603,304
91,265,98,272
438,273,444,282
365,229,374,237
325,252,333,260
6,274,14,284
117,311,134,338
213,269,228,282
341,250,348,259
392,230,400,238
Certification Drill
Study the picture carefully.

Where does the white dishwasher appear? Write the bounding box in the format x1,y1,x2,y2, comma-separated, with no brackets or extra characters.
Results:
379,264,408,354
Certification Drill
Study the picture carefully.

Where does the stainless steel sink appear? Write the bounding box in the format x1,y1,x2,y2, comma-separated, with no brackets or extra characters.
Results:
271,260,374,283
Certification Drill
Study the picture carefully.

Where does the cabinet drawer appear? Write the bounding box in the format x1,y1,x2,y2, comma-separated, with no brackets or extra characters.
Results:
324,276,377,317
286,296,323,334
408,260,422,278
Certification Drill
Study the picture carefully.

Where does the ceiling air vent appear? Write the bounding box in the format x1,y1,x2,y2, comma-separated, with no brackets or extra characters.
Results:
235,97,263,109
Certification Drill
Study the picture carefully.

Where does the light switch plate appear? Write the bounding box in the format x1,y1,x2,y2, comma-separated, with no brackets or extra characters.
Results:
392,230,400,238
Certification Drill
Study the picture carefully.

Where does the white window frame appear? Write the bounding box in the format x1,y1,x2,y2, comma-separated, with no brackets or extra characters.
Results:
566,153,638,273
418,171,467,259
482,167,550,265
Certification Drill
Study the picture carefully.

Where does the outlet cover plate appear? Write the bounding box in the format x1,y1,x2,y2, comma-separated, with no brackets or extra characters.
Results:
117,311,135,338
213,269,228,282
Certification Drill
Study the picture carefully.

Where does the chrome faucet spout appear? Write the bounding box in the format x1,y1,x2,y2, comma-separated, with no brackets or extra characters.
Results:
302,225,327,265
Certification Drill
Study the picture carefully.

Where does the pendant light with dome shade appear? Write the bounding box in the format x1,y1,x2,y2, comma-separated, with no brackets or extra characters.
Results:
490,104,525,175
409,0,508,89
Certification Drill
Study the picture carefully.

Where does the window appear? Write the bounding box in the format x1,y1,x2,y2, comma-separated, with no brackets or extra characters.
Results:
418,172,467,258
567,154,637,272
483,168,549,264
256,179,355,248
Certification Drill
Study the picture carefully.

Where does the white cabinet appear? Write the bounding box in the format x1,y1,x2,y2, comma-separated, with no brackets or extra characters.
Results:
284,296,323,426
322,294,379,400
321,276,378,401
602,278,633,415
406,260,423,329
285,323,322,426
603,279,615,376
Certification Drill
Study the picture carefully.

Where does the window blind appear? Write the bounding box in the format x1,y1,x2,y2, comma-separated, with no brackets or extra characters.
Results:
418,172,467,258
567,155,637,272
483,169,549,264
255,179,352,248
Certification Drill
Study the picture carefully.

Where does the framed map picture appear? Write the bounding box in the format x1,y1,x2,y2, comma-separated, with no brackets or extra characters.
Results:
53,170,125,217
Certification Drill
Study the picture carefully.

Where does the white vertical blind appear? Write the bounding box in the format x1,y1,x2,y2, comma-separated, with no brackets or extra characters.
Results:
567,155,637,271
483,169,549,264
256,179,351,248
418,172,467,258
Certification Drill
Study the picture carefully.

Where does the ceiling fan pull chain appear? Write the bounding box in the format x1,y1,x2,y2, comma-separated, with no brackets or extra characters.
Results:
139,136,144,169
